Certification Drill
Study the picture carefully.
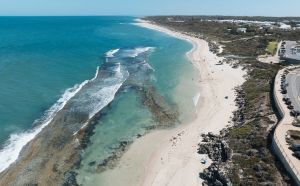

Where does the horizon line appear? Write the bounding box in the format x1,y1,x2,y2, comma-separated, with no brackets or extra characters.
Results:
0,15,299,18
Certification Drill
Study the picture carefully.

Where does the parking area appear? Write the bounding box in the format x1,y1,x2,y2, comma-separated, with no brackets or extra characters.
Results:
274,68,300,183
280,68,300,159
282,69,300,116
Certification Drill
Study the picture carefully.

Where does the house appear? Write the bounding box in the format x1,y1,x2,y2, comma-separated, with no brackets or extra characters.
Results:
279,23,292,30
237,27,247,33
260,23,274,30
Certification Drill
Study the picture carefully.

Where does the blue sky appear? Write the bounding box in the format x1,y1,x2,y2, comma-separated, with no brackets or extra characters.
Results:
0,0,300,16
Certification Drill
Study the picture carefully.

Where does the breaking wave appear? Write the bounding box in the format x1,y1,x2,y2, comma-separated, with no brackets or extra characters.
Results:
120,47,154,58
105,49,120,58
0,66,102,173
0,46,153,173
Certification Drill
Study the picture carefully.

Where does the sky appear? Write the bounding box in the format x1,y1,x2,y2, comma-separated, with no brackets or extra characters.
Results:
0,0,300,17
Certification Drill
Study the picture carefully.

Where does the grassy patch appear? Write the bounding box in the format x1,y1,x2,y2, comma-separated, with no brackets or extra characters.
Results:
233,155,259,168
229,124,252,138
266,41,278,55
243,63,279,111
251,137,267,148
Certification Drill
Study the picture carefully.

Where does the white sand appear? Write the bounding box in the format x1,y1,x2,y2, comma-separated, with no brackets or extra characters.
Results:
95,19,246,186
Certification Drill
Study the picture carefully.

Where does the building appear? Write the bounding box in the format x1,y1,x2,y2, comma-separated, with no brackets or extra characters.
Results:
279,23,292,30
237,27,247,33
279,41,300,63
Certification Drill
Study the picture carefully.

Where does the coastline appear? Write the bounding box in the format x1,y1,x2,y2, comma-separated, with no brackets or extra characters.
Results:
93,19,246,185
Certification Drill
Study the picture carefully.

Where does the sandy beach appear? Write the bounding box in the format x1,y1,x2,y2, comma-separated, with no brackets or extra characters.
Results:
94,19,246,186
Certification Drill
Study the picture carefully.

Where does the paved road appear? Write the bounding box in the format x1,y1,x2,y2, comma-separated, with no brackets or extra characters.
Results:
286,70,300,112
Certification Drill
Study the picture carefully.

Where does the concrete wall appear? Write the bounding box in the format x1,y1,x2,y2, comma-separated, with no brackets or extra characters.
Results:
272,138,300,185
283,58,300,64
272,69,300,186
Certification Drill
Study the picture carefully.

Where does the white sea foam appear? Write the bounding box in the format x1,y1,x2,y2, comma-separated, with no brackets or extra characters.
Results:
134,47,154,56
0,68,101,173
73,65,127,136
73,82,123,135
106,49,120,58
144,61,155,71
193,93,201,107
123,47,154,58
88,83,124,119
90,66,99,82
115,63,121,74
86,65,127,119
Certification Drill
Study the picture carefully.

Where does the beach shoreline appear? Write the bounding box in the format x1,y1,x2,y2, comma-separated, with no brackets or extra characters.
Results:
93,19,246,185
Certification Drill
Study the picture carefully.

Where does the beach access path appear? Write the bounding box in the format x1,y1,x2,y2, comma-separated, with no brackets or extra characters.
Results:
257,41,281,64
95,20,246,186
273,67,300,185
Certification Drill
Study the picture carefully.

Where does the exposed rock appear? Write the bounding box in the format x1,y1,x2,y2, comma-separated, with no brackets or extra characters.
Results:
200,163,231,186
198,134,232,163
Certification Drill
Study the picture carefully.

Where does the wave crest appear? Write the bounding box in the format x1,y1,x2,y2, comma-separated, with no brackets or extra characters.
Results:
0,69,98,173
105,49,120,58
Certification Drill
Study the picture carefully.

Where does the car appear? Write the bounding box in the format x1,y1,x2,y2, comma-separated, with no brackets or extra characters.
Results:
294,151,300,160
283,97,290,102
288,105,294,110
285,100,292,105
291,144,300,151
290,111,295,117
281,83,288,88
290,110,300,117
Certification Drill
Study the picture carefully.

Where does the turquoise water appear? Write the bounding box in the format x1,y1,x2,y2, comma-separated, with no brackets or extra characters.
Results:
0,16,198,179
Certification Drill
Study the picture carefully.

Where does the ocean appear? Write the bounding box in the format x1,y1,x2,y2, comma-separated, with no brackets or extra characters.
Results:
0,16,198,184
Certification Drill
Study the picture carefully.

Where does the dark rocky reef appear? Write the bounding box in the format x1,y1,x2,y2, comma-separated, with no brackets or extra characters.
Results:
139,86,179,127
96,141,131,173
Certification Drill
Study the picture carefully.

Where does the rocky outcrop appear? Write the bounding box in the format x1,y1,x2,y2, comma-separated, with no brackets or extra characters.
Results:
232,87,246,126
200,163,231,186
198,132,232,186
198,133,232,162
